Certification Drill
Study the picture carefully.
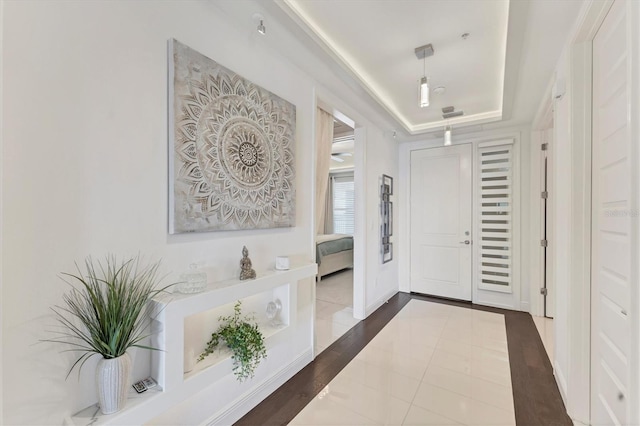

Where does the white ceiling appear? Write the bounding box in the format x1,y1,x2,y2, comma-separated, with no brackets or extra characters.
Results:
331,118,355,170
275,0,584,136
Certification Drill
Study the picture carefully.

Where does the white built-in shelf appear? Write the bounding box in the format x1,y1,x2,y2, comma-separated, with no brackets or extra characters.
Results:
69,262,317,426
183,321,285,382
151,262,315,315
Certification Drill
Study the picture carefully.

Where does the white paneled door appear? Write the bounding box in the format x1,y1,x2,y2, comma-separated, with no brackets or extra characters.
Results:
591,1,633,424
410,144,472,300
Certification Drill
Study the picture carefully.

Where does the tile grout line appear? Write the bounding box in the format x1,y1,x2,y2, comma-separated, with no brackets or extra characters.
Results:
400,305,461,426
236,292,570,426
414,302,512,423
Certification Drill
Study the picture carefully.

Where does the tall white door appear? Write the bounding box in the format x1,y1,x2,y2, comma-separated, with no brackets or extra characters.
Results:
410,144,472,300
591,1,633,424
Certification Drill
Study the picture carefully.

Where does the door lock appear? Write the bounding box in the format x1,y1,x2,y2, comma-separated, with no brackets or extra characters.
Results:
459,240,471,245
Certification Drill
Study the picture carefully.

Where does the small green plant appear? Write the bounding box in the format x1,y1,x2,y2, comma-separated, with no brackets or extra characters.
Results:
198,301,267,382
45,255,172,378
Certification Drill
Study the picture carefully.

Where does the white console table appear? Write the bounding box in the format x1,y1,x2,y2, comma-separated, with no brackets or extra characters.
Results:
70,262,317,426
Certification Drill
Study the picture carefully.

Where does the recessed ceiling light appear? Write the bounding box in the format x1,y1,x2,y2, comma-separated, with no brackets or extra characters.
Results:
434,86,446,95
444,125,452,146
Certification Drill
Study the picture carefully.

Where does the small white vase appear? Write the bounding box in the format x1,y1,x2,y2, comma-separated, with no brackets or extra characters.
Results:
96,353,131,415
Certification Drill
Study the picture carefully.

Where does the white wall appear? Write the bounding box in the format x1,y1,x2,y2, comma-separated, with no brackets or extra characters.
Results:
398,126,532,312
0,0,4,420
363,127,399,316
549,50,572,404
0,1,399,424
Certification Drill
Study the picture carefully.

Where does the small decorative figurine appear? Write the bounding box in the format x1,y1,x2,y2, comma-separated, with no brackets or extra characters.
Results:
239,246,256,280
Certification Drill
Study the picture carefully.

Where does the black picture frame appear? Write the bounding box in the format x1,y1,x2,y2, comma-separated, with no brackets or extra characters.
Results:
382,243,393,263
380,173,393,264
381,174,393,195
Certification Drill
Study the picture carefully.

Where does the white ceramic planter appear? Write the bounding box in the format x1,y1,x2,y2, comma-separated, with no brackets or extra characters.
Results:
96,353,131,415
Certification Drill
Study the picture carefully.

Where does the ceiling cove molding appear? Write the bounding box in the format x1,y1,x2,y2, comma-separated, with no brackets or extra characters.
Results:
411,111,504,135
276,0,413,132
501,0,530,122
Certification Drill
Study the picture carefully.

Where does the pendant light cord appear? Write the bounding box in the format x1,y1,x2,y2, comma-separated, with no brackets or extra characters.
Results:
423,55,426,78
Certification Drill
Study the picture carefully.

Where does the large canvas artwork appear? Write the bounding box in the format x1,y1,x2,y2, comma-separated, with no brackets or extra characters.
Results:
169,39,296,233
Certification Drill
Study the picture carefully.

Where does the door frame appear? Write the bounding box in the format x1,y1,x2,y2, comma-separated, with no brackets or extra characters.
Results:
399,130,522,311
549,0,640,423
530,101,554,319
312,95,366,358
590,1,636,422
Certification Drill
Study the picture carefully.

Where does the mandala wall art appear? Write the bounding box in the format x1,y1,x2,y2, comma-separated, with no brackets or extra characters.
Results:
168,39,296,233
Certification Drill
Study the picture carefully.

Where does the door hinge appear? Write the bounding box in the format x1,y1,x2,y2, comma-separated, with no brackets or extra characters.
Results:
541,239,548,247
541,143,548,151
541,191,548,199
540,288,548,296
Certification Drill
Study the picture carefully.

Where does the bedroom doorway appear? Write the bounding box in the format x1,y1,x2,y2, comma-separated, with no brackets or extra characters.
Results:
314,110,359,354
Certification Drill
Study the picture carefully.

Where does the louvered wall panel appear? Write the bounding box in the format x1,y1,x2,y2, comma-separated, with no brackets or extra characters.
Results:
478,145,513,292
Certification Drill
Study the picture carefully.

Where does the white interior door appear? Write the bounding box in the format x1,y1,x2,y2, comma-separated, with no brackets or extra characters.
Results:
410,144,472,301
591,1,633,424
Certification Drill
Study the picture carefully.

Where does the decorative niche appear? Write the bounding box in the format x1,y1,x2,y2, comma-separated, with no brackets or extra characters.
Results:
182,286,290,381
70,263,316,426
381,174,393,263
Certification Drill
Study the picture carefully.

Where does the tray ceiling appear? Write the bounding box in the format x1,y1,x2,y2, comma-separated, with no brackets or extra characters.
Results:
276,0,584,136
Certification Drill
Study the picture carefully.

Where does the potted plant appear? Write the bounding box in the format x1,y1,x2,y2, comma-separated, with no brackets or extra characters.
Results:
198,301,267,381
47,255,171,415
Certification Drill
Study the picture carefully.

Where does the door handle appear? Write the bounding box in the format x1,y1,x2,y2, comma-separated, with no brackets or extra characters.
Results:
459,240,471,245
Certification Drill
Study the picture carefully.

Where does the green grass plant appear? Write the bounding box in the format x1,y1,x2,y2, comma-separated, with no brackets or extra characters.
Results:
47,255,172,378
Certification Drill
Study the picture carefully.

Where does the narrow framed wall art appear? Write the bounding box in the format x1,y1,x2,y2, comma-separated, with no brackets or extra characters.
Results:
381,174,393,263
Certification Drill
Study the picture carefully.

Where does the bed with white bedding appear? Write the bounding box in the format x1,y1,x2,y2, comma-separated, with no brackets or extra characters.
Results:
316,234,353,281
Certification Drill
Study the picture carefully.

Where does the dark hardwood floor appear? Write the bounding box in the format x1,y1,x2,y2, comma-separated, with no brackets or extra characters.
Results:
236,292,571,426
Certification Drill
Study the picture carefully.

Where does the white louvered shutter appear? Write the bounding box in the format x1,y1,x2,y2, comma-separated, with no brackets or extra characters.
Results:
478,144,513,292
332,174,355,234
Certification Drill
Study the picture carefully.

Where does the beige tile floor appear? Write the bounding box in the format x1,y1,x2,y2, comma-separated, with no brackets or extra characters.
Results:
315,270,360,354
294,299,515,426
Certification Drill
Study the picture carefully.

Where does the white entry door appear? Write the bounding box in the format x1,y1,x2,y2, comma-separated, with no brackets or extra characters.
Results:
410,144,472,300
591,1,634,424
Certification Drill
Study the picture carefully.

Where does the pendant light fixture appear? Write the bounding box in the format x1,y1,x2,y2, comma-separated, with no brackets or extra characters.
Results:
419,76,429,108
253,13,266,35
444,125,452,146
414,44,434,108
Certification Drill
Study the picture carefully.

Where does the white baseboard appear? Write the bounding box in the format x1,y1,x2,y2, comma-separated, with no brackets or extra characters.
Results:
554,361,568,406
205,349,313,426
474,299,516,311
364,288,399,318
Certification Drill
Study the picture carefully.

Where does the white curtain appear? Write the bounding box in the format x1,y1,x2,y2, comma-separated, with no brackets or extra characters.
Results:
324,176,334,234
315,108,334,235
